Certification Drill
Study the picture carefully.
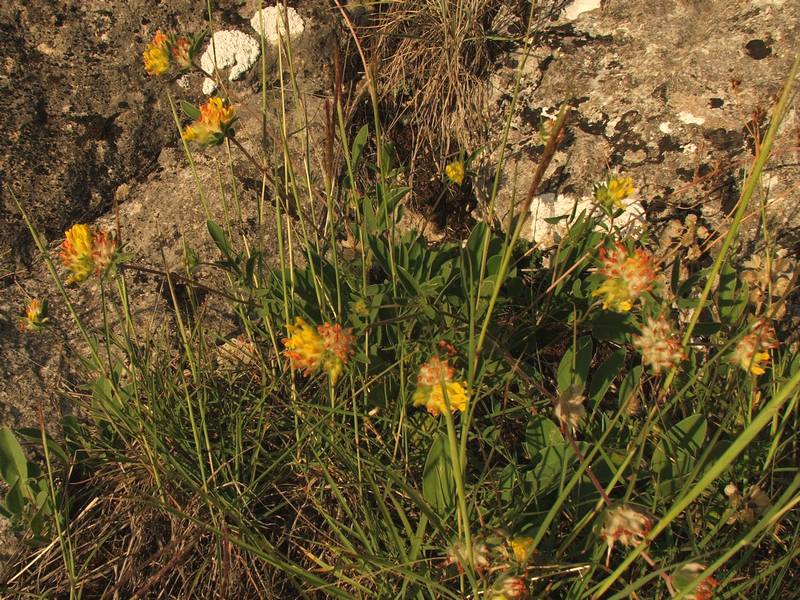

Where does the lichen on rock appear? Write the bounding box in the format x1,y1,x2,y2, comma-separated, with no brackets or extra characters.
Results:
200,30,260,95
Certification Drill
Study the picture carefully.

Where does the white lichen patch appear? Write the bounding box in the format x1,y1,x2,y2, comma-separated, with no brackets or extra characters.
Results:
528,193,644,247
564,0,602,20
200,30,260,95
677,111,705,126
250,4,305,45
659,122,673,134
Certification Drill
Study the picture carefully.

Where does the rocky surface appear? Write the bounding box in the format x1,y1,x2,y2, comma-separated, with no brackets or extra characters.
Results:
483,0,799,251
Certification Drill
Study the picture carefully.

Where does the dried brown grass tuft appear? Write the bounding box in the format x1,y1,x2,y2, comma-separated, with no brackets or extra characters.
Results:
361,0,568,154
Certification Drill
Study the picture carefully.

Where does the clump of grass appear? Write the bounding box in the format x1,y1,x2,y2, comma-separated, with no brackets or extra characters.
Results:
1,7,800,600
358,0,568,153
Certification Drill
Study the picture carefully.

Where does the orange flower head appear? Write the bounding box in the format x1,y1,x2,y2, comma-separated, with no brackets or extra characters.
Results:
633,315,685,374
592,243,657,312
61,224,94,284
412,356,468,416
182,97,237,146
92,229,117,276
143,30,170,76
730,319,778,376
318,322,355,383
171,36,192,70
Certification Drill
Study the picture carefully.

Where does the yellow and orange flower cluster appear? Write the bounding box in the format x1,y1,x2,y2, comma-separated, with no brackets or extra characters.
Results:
182,97,237,147
592,243,656,312
20,298,49,332
730,319,778,376
594,175,634,211
143,30,170,76
143,30,195,76
633,315,685,374
412,356,468,416
282,317,354,383
60,224,118,284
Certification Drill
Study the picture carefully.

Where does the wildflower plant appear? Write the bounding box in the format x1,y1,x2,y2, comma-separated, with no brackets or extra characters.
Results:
633,315,685,374
4,11,800,600
60,224,119,284
181,97,237,147
143,29,205,76
282,317,354,383
445,159,466,186
592,242,657,312
594,174,635,212
19,298,50,332
730,319,778,376
412,356,469,416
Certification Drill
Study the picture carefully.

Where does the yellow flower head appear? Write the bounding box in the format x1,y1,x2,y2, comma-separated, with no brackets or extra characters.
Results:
592,243,656,312
61,224,94,284
182,97,237,146
509,536,534,563
445,160,465,186
730,319,778,376
412,356,468,416
633,315,685,374
594,175,635,210
353,298,369,318
143,30,171,76
21,298,49,332
282,317,354,382
171,36,192,71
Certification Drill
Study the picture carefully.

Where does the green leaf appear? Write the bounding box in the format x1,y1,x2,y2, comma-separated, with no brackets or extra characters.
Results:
588,348,627,404
718,261,747,325
525,442,572,498
557,336,593,394
617,365,642,409
422,434,455,514
523,416,564,459
207,219,232,260
589,310,636,342
350,124,369,170
4,479,25,516
180,100,201,120
651,415,707,500
664,414,707,456
0,428,28,487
